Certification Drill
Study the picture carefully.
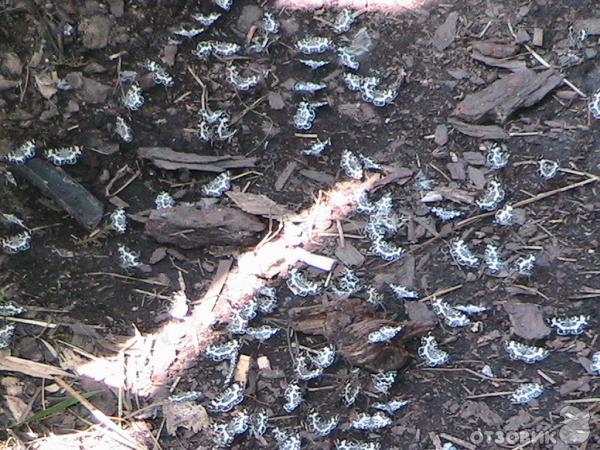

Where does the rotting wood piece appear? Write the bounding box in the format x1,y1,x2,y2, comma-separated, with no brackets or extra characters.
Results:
289,299,434,372
144,204,265,249
138,147,256,173
11,159,104,230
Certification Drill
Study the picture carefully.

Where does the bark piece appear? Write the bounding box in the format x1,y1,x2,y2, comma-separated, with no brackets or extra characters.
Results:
504,302,550,340
433,11,459,51
289,299,434,372
452,69,563,124
471,41,518,58
144,205,265,249
471,51,527,71
448,118,509,139
138,147,256,173
12,159,104,230
226,192,291,219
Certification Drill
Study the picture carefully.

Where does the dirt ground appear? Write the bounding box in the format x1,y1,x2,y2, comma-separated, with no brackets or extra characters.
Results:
0,0,599,449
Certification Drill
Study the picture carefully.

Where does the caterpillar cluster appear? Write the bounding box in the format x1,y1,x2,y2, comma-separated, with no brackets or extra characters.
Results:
343,381,360,406
494,204,515,226
1,231,31,254
538,159,559,179
293,81,327,94
418,335,450,367
198,109,237,142
117,245,141,269
3,140,36,165
302,138,330,156
431,206,463,221
389,284,419,300
193,12,221,27
336,440,381,450
173,27,205,38
333,9,354,34
306,412,339,437
371,370,397,395
110,209,127,234
588,89,600,119
227,66,259,91
511,383,544,404
330,268,362,297
372,399,409,414
505,341,549,364
46,146,83,165
245,325,279,342
283,383,304,412
514,254,536,276
338,47,359,70
296,36,333,54
192,41,241,60
293,101,326,130
350,412,392,430
286,268,322,297
145,60,174,87
476,180,505,211
205,339,241,362
202,172,231,197
431,297,471,328
486,143,509,170
115,116,133,143
168,391,203,403
450,239,479,268
155,192,175,209
484,243,504,273
299,59,330,69
549,315,590,335
122,84,144,111
209,382,245,413
0,323,16,350
368,325,404,344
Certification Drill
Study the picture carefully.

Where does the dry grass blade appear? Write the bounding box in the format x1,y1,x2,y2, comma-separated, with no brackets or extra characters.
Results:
54,377,147,450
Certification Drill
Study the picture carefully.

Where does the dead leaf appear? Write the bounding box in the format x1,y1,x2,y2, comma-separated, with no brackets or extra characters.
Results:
335,242,365,267
227,191,291,219
503,302,550,340
163,401,210,435
433,12,459,51
35,73,58,99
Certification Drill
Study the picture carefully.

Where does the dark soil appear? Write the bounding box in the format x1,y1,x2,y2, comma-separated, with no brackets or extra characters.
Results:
0,0,599,449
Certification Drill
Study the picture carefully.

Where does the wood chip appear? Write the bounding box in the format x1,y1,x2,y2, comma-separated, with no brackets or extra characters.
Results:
275,161,297,191
257,356,271,371
533,28,544,47
0,356,74,379
295,248,337,272
448,118,509,140
234,354,251,385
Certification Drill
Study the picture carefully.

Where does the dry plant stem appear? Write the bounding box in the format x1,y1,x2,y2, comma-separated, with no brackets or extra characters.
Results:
54,377,147,450
419,284,463,303
439,433,477,450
